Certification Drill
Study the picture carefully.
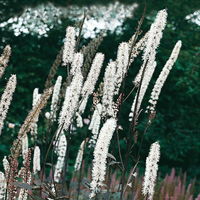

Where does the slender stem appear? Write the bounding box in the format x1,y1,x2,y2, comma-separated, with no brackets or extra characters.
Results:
119,6,146,200
116,129,124,170
41,123,64,180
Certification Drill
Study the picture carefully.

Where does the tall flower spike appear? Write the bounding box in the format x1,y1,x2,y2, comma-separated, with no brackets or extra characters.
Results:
3,156,10,179
32,88,41,107
114,42,129,95
33,146,41,174
63,26,76,65
54,134,67,182
102,61,116,117
74,140,86,171
147,41,182,114
70,53,84,76
88,103,102,147
90,118,117,198
0,74,17,135
59,69,83,131
142,141,160,200
50,76,62,121
129,62,157,121
134,9,167,86
79,53,104,114
0,45,11,79
31,88,41,138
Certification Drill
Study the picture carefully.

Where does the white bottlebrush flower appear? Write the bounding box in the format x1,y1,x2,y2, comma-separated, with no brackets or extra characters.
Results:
32,88,41,107
70,53,84,76
63,26,76,65
114,42,129,95
31,88,41,137
74,140,86,171
3,156,9,178
22,134,28,161
59,70,83,131
142,141,160,200
147,41,182,113
134,9,167,86
129,62,157,121
81,53,104,97
0,74,17,135
50,76,62,121
90,118,117,198
54,134,67,182
0,45,11,79
79,53,104,114
33,146,41,174
88,103,102,147
0,172,6,200
102,61,116,117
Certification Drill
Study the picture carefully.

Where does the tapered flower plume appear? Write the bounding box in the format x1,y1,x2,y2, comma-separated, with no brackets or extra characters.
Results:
102,61,116,117
115,42,129,95
129,62,157,121
33,146,41,174
32,88,41,107
147,41,182,114
134,9,167,86
70,53,84,76
59,69,83,131
142,141,160,200
0,74,17,135
88,103,102,147
31,88,41,137
50,76,62,121
63,26,76,65
79,53,104,114
90,118,117,198
74,140,86,171
0,45,11,79
3,156,10,178
54,134,67,182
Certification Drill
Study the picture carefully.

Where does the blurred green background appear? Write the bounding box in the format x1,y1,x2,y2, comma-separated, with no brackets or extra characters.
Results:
0,0,199,182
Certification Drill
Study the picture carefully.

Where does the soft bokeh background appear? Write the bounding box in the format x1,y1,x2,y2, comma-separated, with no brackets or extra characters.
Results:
0,0,199,183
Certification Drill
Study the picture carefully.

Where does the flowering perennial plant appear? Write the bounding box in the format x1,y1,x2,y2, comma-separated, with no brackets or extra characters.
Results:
0,8,187,200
